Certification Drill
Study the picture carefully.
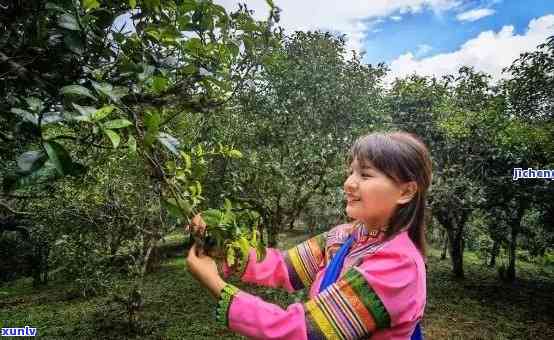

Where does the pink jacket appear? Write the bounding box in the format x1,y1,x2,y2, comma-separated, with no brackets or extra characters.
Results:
225,223,426,340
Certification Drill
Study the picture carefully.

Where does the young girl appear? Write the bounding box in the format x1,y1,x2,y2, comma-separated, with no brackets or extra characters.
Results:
186,131,432,339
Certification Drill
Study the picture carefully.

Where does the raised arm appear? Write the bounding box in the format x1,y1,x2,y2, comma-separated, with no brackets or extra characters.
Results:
231,232,328,292
217,247,424,340
190,214,328,292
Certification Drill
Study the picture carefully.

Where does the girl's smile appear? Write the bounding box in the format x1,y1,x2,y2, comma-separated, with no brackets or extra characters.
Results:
344,157,417,229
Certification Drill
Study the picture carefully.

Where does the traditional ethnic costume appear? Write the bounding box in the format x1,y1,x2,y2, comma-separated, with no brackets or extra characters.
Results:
216,222,426,340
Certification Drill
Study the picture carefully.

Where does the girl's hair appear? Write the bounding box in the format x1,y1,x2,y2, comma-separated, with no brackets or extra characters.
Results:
347,131,433,256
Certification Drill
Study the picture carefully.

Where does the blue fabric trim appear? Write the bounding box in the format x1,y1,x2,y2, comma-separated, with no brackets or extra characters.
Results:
318,235,355,293
411,322,423,339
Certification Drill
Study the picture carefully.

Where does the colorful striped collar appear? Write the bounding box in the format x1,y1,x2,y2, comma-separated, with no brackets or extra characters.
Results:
327,222,387,249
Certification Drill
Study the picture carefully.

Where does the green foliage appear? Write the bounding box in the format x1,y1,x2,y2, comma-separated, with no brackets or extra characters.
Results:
0,232,33,282
504,36,554,122
61,85,98,100
200,200,265,269
200,31,388,245
43,141,75,175
540,252,554,266
1,1,553,335
50,233,113,297
0,0,279,302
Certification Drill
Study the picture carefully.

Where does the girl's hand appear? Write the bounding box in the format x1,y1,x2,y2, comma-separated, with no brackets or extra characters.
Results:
186,243,226,298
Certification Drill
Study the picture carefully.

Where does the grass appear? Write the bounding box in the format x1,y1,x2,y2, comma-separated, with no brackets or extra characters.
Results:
1,231,553,339
423,247,554,339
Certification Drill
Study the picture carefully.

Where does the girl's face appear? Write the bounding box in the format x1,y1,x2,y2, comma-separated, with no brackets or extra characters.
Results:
344,157,415,229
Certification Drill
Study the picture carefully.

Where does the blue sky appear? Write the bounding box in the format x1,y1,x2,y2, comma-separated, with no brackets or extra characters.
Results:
215,0,554,82
110,0,554,82
363,0,554,65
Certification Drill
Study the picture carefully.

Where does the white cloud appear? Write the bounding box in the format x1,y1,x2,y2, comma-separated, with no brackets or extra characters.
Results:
456,8,495,22
387,15,554,83
414,44,433,57
391,15,403,22
216,0,461,55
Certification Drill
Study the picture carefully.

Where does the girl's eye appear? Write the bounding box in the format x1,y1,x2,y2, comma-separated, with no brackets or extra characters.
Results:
361,173,372,178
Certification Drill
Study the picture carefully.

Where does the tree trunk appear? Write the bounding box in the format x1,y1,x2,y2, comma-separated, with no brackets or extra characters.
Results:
507,228,517,282
32,239,49,287
447,228,464,278
142,241,155,276
489,240,500,267
268,200,282,247
258,223,265,245
437,209,468,278
267,228,278,247
506,202,526,282
441,232,448,260
267,224,279,247
287,219,295,230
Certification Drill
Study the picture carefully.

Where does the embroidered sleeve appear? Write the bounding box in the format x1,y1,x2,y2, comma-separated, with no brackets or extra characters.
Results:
282,232,327,290
238,232,327,292
215,283,240,327
225,266,393,340
304,267,390,339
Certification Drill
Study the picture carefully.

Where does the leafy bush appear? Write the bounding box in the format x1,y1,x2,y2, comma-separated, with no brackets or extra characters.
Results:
539,252,554,267
50,234,113,297
0,232,33,281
